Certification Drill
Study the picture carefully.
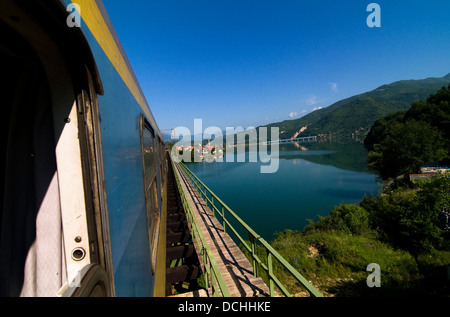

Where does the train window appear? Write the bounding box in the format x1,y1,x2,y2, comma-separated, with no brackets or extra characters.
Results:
157,136,164,199
140,116,159,274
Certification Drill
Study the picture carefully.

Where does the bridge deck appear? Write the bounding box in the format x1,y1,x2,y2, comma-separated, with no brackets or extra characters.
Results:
173,163,270,297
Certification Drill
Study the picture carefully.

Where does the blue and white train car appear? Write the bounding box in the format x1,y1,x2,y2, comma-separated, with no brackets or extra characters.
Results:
0,0,169,296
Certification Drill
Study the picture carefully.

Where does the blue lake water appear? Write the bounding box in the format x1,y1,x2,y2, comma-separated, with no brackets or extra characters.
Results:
184,140,380,242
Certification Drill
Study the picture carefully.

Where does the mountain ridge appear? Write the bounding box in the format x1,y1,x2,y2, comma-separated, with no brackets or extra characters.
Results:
262,73,450,139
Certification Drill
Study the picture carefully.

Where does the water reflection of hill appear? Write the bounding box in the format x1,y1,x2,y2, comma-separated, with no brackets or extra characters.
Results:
278,140,377,174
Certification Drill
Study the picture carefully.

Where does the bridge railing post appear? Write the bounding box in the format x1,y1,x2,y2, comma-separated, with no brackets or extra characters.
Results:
249,233,257,277
267,252,274,296
222,206,226,233
202,248,210,290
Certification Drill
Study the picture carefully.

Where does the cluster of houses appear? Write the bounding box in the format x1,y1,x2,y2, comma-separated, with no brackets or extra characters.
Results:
177,145,219,153
176,144,224,161
409,162,450,182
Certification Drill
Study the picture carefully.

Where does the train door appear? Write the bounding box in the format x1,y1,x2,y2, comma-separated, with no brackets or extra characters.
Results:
0,0,111,296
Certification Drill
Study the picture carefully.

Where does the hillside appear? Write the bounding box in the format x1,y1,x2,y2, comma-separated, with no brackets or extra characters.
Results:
364,84,450,179
263,73,450,139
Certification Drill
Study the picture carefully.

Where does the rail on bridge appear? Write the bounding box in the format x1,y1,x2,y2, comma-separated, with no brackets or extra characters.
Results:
263,135,317,145
167,158,323,297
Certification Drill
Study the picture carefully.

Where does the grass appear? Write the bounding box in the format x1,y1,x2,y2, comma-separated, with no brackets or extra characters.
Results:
263,230,421,296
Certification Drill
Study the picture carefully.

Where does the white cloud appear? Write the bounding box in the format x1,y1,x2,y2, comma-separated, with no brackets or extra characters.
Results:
312,106,323,111
289,112,298,118
306,95,318,106
329,82,338,92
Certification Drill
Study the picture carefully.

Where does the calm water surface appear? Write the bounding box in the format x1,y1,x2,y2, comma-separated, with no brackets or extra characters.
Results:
185,141,380,242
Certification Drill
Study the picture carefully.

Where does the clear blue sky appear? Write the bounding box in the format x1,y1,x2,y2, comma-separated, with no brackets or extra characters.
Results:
102,0,450,135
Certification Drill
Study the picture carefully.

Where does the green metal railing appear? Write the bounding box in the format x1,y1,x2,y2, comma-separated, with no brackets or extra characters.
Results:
177,162,323,297
171,161,231,297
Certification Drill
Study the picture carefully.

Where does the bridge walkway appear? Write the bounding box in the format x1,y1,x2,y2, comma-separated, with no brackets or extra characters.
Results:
173,163,270,297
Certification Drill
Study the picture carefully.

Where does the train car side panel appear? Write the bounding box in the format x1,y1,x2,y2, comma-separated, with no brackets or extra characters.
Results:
67,0,167,296
84,33,155,297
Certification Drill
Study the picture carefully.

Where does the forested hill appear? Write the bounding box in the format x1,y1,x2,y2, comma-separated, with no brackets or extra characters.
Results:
262,73,450,139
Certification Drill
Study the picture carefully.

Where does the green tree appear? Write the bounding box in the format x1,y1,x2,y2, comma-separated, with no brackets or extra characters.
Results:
365,84,450,179
364,110,406,151
369,120,446,178
360,175,450,254
306,204,372,236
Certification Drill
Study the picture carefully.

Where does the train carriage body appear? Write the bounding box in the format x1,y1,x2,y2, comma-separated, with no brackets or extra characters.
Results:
0,0,168,296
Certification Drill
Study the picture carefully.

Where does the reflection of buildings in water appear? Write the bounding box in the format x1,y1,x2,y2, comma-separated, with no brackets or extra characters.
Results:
292,159,311,166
